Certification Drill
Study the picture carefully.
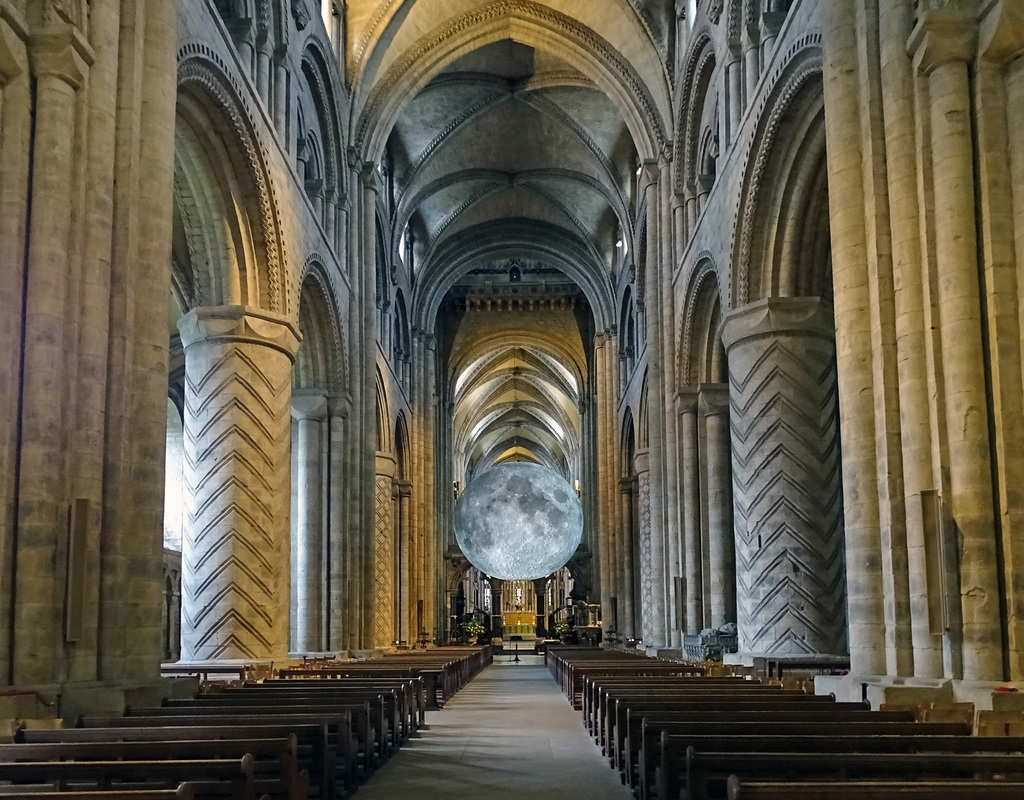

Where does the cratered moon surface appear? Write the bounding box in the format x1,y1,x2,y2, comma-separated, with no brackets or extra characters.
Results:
454,462,584,580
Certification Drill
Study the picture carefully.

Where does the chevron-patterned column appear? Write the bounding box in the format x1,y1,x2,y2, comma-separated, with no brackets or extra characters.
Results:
722,298,847,656
373,454,396,648
178,307,300,661
635,450,656,646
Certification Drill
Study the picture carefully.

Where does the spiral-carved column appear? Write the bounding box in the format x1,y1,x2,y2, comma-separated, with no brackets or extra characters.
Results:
723,298,846,655
179,307,299,660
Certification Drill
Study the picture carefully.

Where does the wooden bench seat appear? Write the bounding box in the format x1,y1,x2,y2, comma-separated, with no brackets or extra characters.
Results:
612,707,912,779
0,789,194,800
640,721,975,800
121,702,381,765
75,716,353,798
0,757,256,800
20,726,336,800
725,776,1024,799
676,750,1024,800
600,693,843,756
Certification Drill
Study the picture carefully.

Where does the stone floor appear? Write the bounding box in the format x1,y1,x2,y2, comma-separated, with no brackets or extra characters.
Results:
356,655,633,799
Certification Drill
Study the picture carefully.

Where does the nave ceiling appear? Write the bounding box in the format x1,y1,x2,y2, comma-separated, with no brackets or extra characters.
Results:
356,1,672,476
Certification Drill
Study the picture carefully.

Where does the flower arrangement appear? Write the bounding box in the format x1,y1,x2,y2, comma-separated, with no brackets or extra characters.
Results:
461,618,485,643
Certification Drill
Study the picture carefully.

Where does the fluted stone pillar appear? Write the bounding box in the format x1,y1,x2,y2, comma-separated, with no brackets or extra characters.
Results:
723,299,847,655
179,306,300,661
677,391,703,634
701,385,735,628
910,7,1003,682
291,393,326,653
373,454,396,647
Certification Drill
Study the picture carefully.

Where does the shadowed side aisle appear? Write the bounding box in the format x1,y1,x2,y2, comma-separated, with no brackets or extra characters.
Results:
355,656,632,800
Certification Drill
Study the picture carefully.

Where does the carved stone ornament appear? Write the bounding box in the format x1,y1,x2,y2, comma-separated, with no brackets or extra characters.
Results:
707,0,724,24
292,0,312,31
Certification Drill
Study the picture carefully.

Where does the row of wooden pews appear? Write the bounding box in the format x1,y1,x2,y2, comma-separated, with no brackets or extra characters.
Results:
0,647,491,800
546,647,1024,800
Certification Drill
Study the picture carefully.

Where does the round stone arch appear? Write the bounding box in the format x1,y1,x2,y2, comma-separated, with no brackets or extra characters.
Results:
175,51,290,314
673,31,717,195
354,1,669,164
730,43,823,306
299,39,346,204
412,222,615,334
677,255,727,388
295,259,347,393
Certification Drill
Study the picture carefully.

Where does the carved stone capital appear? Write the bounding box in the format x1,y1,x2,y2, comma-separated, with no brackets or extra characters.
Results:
638,159,661,192
29,23,93,88
698,384,730,416
291,392,327,421
360,162,382,192
979,0,1024,63
178,305,301,361
908,7,978,74
721,297,835,353
634,448,650,475
675,388,700,414
326,392,351,418
375,452,397,478
0,3,27,86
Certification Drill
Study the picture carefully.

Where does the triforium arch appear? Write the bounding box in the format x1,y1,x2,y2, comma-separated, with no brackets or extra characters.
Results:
722,46,846,658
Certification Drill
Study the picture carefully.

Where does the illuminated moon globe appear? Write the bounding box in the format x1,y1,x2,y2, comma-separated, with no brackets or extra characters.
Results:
454,462,583,580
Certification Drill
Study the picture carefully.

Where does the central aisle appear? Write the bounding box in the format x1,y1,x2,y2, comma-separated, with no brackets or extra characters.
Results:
357,657,633,799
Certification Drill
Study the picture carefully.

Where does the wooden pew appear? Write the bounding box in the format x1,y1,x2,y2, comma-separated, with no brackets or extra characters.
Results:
643,720,975,800
123,701,382,766
0,790,194,800
0,738,303,800
0,756,256,800
76,715,354,798
726,776,1024,799
677,749,1024,800
20,726,335,800
614,707,911,783
598,688,835,750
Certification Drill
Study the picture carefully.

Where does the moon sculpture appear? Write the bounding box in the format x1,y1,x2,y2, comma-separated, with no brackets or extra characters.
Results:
454,462,583,580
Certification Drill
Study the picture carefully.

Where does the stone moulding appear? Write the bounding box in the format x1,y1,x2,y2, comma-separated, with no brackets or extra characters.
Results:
177,45,289,315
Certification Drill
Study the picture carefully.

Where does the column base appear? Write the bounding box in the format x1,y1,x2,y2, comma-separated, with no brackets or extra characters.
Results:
815,672,1024,714
0,677,201,726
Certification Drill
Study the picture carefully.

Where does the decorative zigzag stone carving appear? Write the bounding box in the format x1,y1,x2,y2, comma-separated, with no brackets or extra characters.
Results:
178,307,299,661
636,451,656,645
722,298,847,655
373,467,396,648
